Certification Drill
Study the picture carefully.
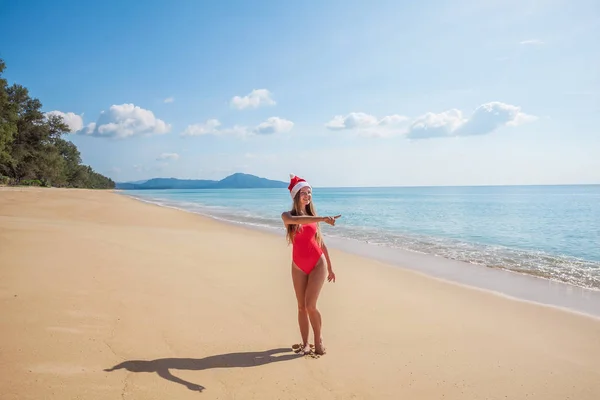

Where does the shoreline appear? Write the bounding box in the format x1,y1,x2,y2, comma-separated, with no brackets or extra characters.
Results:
3,187,600,399
118,190,600,320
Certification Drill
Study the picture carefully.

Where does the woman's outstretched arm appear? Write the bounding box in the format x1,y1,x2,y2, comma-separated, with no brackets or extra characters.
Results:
281,212,341,226
281,212,324,225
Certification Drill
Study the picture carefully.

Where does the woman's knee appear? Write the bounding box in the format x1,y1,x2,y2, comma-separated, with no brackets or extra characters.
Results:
297,303,307,314
305,303,318,313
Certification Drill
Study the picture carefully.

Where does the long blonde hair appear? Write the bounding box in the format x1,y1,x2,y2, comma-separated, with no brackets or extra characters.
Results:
286,191,323,246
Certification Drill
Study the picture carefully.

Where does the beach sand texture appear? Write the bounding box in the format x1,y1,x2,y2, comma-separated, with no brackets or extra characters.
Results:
1,187,599,399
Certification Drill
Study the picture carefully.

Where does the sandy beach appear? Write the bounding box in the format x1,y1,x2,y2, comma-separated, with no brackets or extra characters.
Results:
1,187,599,400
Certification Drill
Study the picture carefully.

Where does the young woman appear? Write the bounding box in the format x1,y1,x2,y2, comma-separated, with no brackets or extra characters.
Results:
281,174,341,355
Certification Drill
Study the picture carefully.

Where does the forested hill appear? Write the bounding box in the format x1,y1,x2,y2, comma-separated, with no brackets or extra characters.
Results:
116,173,288,190
0,58,115,189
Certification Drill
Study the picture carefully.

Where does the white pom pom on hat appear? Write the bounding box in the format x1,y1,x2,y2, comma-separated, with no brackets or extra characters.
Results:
288,173,311,199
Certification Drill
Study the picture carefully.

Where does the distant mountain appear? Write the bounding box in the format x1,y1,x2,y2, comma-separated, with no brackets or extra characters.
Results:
115,173,288,190
213,173,288,189
116,177,214,190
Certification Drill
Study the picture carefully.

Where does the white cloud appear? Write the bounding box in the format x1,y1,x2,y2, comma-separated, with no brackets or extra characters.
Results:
457,102,536,135
253,117,294,135
325,112,410,137
325,112,378,130
163,97,174,103
156,153,180,161
181,117,293,137
379,114,410,126
45,111,84,133
83,123,96,134
407,109,465,139
507,112,538,126
230,89,276,110
520,39,544,45
81,104,171,139
180,119,222,136
407,102,537,139
327,102,537,140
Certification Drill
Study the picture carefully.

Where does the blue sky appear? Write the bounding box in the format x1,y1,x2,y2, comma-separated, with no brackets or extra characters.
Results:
1,0,598,187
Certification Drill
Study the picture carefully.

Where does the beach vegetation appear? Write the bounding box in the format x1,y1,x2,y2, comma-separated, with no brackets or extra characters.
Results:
0,59,114,189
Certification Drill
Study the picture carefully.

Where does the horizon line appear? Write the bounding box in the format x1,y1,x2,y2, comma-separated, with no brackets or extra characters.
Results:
116,180,600,189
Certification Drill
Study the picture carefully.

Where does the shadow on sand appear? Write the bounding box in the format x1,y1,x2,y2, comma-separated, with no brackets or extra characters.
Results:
103,347,303,392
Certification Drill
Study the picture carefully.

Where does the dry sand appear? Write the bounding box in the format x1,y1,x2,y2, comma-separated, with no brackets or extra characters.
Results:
1,187,599,399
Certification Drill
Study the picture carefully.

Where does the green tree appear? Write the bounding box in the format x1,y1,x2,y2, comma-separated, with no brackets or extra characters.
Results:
0,58,114,189
7,84,61,183
54,137,82,185
0,60,18,176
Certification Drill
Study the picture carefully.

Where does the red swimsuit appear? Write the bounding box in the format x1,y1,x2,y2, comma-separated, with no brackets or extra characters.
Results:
292,223,324,274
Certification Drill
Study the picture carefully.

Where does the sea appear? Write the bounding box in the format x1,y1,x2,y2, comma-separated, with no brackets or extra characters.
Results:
119,184,600,315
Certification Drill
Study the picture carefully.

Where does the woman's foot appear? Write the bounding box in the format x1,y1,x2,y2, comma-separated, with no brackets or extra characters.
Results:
302,342,312,354
315,339,326,355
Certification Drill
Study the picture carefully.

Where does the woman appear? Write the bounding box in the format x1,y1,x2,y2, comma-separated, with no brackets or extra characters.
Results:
281,174,341,356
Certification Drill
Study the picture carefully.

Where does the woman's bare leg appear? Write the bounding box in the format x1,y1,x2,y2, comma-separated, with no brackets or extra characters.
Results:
305,256,327,355
291,263,310,353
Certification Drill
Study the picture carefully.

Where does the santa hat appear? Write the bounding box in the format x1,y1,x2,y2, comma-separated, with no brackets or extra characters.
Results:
288,173,311,199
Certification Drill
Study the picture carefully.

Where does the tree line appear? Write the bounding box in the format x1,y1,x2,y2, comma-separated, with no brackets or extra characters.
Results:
0,58,115,189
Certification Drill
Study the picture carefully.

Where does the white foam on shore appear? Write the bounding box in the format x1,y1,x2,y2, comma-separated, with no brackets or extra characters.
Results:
121,192,600,320
323,235,600,320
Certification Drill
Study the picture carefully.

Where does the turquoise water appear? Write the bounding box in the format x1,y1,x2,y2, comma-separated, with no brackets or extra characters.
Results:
121,185,600,291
